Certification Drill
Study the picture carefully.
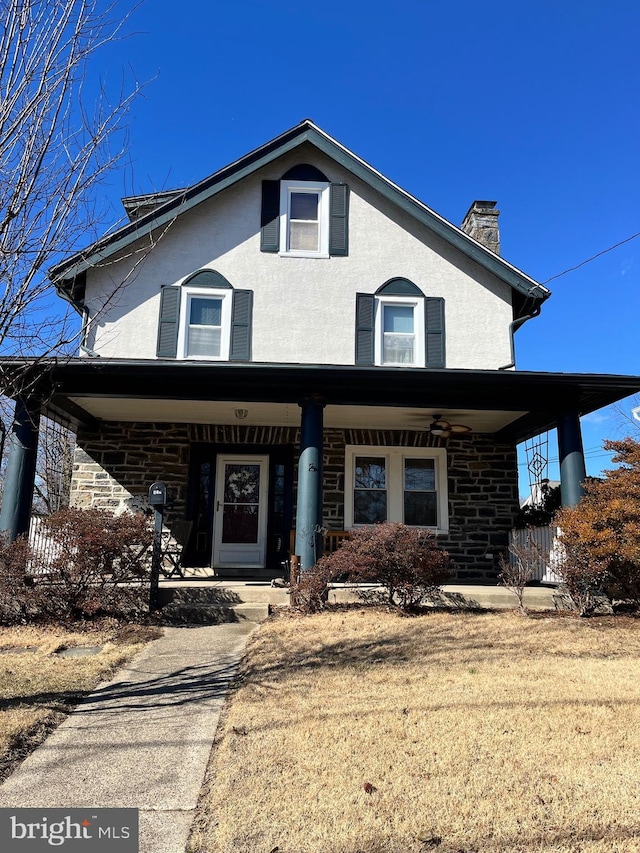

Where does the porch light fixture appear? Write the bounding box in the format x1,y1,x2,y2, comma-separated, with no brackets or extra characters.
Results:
234,408,249,420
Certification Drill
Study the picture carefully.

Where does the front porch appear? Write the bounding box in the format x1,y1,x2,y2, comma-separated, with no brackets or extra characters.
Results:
1,359,639,582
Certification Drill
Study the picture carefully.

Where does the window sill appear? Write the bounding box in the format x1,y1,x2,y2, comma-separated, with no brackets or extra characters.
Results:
279,251,330,259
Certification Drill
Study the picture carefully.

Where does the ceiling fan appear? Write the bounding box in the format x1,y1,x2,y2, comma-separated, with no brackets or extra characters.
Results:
428,414,472,438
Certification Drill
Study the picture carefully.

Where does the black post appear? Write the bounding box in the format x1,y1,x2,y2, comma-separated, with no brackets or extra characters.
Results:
150,507,163,612
557,409,587,507
0,398,41,540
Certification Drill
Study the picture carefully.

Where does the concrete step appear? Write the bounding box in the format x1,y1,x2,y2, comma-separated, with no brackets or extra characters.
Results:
161,601,270,625
158,583,290,608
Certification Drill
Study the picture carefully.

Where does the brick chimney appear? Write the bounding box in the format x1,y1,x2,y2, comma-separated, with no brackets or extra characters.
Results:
461,200,500,256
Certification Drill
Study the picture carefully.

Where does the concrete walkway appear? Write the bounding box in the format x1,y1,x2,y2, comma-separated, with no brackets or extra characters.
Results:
0,621,257,853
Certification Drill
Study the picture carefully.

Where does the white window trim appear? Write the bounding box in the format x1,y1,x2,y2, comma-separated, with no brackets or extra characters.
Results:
279,180,330,258
344,445,448,533
374,296,425,367
177,286,232,361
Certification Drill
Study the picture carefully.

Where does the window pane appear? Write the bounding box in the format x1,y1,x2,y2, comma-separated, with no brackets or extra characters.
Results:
383,333,414,364
187,326,221,356
222,505,259,543
354,490,387,524
290,192,318,220
354,456,386,524
404,492,437,526
290,221,319,251
384,305,414,333
405,459,435,491
355,457,386,489
190,297,221,326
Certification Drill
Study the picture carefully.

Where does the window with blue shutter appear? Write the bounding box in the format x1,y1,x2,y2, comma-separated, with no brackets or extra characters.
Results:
260,166,349,257
230,290,253,361
355,280,446,368
355,293,375,365
260,181,280,253
156,286,180,358
425,298,445,368
156,271,254,362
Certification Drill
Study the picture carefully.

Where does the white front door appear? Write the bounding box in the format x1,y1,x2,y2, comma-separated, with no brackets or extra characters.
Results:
213,455,269,568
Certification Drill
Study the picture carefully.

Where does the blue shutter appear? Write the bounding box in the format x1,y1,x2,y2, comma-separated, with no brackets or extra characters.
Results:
425,298,445,368
156,286,180,358
260,181,280,252
230,290,253,361
355,293,375,365
329,183,349,256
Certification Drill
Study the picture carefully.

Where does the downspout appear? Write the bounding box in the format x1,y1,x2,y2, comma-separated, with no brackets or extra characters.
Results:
55,281,100,358
498,305,541,370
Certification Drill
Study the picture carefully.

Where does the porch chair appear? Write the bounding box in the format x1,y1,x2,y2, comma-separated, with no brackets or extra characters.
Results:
160,520,193,578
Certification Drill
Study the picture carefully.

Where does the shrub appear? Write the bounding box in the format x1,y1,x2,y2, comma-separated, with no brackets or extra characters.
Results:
0,508,154,623
498,534,540,615
556,438,640,615
291,522,454,613
0,535,41,624
290,557,342,614
38,508,153,620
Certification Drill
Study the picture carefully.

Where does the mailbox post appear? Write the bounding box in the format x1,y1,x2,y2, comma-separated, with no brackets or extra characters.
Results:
148,481,167,612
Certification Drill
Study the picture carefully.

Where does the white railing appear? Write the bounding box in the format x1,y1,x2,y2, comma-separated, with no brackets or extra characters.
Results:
508,524,562,584
28,515,61,574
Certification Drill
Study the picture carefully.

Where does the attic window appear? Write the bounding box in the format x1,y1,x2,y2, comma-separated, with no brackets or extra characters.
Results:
261,177,349,256
280,180,330,257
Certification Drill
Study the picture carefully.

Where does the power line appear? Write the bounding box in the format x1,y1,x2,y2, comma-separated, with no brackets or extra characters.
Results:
542,231,640,285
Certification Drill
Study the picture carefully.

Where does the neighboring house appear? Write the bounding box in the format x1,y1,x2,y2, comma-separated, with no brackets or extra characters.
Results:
1,120,639,580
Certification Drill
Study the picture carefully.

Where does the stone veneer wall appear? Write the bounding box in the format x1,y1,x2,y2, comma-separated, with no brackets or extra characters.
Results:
323,428,518,580
71,422,518,580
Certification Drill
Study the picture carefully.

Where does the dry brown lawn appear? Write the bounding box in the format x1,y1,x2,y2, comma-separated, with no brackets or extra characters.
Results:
189,609,640,853
0,622,160,780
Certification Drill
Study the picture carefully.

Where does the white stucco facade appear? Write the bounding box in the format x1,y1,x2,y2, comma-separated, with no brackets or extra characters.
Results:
82,148,514,369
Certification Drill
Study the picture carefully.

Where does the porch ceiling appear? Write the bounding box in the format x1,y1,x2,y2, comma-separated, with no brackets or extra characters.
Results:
63,398,526,434
3,358,639,444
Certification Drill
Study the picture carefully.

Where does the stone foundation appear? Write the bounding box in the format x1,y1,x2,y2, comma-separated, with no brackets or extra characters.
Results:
71,422,518,580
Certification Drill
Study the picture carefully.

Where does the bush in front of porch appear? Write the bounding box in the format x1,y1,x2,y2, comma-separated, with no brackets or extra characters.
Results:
0,508,153,624
292,522,454,613
556,437,640,616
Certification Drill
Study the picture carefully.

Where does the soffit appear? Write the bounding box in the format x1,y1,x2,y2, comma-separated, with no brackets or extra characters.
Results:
65,398,524,434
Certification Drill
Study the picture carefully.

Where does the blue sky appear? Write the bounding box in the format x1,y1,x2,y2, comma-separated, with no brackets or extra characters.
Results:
85,0,639,490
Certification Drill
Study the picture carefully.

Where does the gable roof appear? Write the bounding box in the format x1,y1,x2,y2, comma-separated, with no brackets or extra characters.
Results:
50,119,550,313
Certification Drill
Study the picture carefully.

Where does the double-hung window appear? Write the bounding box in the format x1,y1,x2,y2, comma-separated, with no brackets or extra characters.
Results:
345,446,448,532
374,296,425,367
177,287,232,360
280,180,330,257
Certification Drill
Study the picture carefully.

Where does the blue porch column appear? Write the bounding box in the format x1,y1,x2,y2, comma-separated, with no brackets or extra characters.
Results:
295,397,325,570
557,409,586,507
0,398,41,540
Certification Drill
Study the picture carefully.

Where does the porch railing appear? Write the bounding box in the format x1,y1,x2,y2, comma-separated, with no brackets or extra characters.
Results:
508,524,562,584
289,529,350,558
28,514,61,574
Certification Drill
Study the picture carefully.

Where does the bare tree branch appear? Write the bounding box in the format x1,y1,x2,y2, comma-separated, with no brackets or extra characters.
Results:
0,0,144,361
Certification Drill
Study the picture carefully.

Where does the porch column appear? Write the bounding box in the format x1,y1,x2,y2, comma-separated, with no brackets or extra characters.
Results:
0,397,41,540
557,409,586,507
295,397,325,570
